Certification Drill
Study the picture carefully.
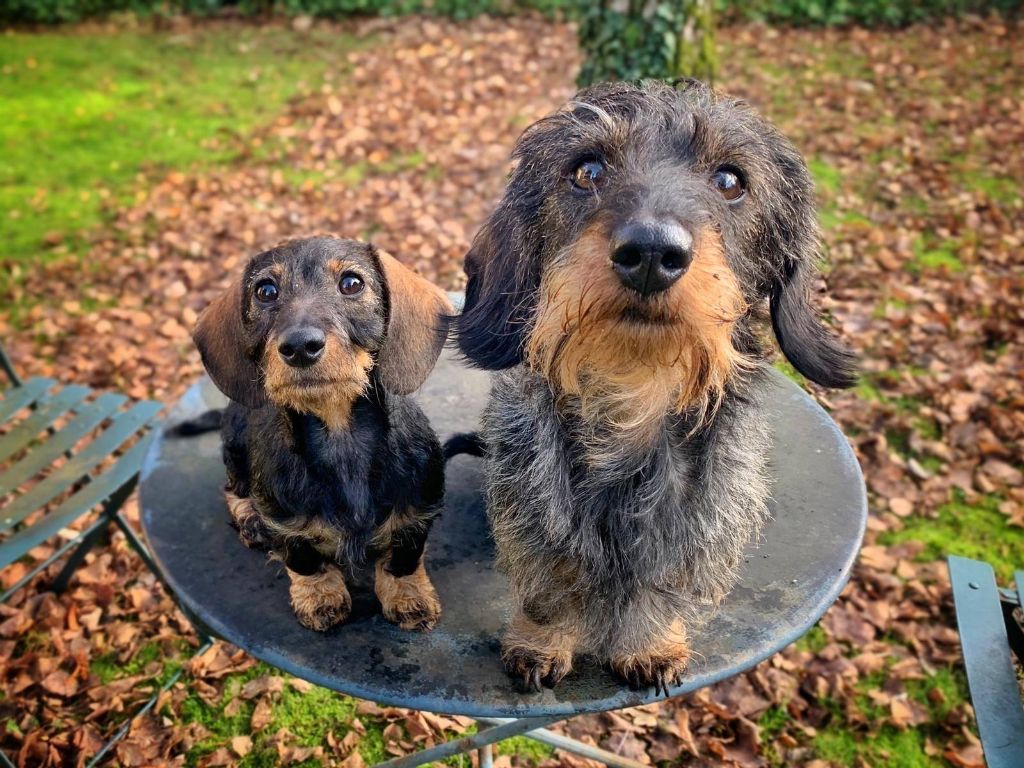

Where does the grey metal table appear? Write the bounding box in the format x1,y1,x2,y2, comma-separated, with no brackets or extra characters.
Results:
139,349,866,767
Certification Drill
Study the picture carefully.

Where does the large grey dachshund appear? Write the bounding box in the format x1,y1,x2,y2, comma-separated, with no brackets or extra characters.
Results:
448,80,856,694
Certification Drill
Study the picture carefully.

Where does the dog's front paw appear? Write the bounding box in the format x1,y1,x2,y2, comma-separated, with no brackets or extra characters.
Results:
225,492,271,549
374,560,441,631
610,649,690,697
502,646,572,693
288,567,351,631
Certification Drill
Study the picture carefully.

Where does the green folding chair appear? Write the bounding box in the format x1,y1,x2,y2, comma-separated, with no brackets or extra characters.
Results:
0,341,164,601
0,341,213,767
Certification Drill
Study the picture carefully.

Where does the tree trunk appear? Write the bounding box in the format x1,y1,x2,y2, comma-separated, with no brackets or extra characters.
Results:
674,0,717,83
576,0,718,86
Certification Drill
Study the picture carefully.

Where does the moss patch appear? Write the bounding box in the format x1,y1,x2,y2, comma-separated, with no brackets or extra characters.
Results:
881,490,1022,581
813,726,941,768
495,735,556,764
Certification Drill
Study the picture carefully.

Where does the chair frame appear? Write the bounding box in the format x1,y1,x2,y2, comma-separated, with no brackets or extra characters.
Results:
0,341,210,768
948,555,1024,768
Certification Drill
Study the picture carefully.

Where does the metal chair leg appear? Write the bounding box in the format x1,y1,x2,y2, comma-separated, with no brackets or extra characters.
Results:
949,556,1024,768
84,637,215,768
0,344,22,388
50,520,110,594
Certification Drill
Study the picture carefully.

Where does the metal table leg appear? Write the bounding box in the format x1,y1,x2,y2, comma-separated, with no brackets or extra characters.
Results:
477,717,649,768
373,715,564,768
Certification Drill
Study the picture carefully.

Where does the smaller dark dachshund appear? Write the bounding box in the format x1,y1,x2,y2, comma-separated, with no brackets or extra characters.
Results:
191,236,452,632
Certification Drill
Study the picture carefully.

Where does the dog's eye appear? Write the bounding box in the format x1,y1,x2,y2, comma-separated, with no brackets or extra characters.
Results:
339,273,364,296
712,167,746,202
570,159,607,192
254,280,279,303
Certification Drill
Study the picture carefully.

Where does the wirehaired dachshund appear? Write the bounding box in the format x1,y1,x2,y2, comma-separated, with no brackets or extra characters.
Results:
193,236,453,632
451,80,857,693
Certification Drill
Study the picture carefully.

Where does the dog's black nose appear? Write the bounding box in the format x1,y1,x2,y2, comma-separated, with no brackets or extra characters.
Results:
610,220,693,297
278,327,326,368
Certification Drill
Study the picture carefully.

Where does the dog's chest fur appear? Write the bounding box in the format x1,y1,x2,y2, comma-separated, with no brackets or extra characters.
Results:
225,390,443,565
482,367,772,611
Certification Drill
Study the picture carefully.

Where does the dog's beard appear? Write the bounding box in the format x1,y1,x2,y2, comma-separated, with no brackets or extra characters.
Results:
525,226,751,439
263,334,373,431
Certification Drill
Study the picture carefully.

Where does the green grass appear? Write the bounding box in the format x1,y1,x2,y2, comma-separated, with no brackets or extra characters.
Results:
0,24,361,288
881,490,1022,581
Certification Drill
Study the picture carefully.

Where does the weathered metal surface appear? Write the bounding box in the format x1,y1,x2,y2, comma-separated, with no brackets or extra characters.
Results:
140,347,866,717
948,556,1024,768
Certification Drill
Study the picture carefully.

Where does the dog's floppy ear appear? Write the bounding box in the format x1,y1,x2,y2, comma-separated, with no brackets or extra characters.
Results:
193,280,266,408
456,203,542,370
770,254,858,389
374,250,454,395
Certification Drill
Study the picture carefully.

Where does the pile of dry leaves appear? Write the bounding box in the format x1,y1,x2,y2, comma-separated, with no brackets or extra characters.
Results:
0,11,1021,768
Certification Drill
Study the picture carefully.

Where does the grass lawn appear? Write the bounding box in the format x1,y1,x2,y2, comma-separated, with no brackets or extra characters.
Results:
0,23,360,291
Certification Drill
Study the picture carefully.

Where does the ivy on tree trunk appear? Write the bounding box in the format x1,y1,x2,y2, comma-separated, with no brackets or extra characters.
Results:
577,0,718,87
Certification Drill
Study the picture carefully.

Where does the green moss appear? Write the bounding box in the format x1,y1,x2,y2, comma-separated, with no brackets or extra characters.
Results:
758,705,791,740
881,491,1022,581
907,667,969,721
495,735,556,763
269,684,357,746
773,358,807,388
0,25,362,292
814,726,941,768
794,625,828,653
958,173,1015,200
90,639,187,687
907,236,963,275
809,158,842,196
357,724,390,765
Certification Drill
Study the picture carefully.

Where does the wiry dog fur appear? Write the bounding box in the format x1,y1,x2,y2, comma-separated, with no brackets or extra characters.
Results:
193,237,452,632
454,80,856,693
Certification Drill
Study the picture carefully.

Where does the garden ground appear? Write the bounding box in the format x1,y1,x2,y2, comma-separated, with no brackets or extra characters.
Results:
0,11,1021,768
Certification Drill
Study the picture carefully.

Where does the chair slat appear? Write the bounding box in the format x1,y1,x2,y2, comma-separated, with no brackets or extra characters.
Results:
948,556,1024,768
0,392,128,495
0,434,153,570
0,400,162,533
0,378,55,422
0,385,92,464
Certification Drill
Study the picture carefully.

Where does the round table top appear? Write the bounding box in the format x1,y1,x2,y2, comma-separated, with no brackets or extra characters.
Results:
140,349,865,718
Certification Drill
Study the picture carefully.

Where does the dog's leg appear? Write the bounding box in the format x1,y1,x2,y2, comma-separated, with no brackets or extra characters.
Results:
374,512,441,631
608,617,690,696
287,567,351,631
284,540,351,631
501,605,580,692
224,490,271,549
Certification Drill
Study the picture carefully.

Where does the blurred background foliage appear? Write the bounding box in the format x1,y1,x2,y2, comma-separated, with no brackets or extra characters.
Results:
1,0,1018,26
